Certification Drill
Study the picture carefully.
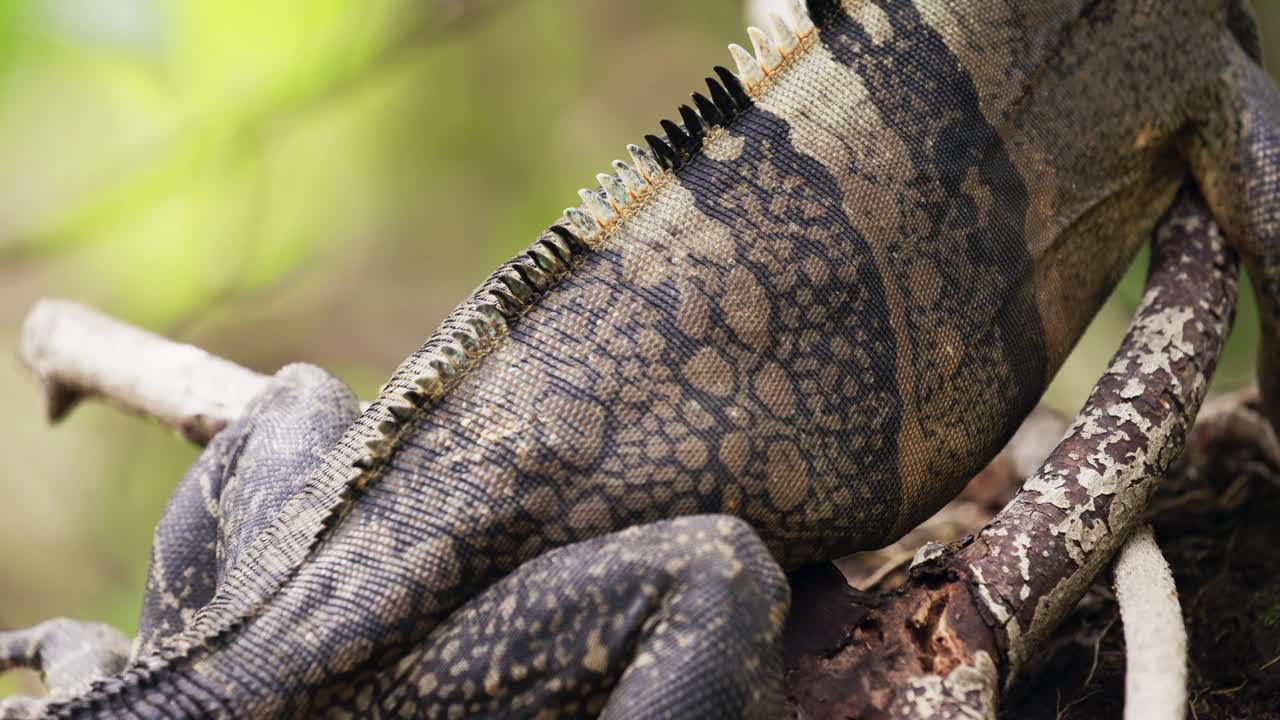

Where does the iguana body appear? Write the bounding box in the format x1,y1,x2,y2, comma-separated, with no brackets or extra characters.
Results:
6,0,1280,716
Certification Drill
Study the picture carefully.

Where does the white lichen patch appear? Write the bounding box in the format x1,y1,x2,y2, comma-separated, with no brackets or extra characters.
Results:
1012,533,1032,600
1023,469,1073,510
1107,401,1152,434
970,566,1010,626
911,541,946,568
1003,617,1025,678
895,651,998,720
1132,306,1194,375
1119,376,1145,399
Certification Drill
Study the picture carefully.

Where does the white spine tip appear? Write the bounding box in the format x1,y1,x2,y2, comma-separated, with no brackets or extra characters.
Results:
747,26,782,74
597,173,631,211
729,43,764,88
788,0,815,36
627,143,664,182
565,207,601,240
769,13,798,55
612,160,648,197
578,188,617,225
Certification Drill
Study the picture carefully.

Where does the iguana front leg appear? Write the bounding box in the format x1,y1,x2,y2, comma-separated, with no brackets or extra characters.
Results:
0,365,357,717
1187,12,1280,430
136,364,358,654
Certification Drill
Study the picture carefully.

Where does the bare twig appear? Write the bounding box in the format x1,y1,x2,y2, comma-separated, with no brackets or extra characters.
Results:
17,299,270,444
1112,525,1187,720
957,185,1234,682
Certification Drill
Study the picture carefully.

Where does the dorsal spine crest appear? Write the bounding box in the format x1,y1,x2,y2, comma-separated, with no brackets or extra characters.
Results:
330,0,823,553
49,0,827,712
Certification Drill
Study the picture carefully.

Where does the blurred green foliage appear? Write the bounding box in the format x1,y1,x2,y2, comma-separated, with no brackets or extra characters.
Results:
0,0,1274,700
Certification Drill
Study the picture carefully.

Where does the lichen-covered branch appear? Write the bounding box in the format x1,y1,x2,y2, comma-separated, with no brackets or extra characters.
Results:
17,300,271,444
784,186,1239,718
962,188,1237,680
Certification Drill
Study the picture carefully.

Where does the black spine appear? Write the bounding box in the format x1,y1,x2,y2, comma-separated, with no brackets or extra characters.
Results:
645,134,682,171
706,78,738,121
548,224,590,255
714,66,753,109
679,105,707,146
692,92,724,127
659,119,695,159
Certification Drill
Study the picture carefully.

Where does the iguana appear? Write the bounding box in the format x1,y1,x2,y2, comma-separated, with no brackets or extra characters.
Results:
3,0,1279,716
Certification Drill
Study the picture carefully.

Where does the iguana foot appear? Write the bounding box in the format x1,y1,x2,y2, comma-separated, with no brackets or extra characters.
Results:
0,618,131,709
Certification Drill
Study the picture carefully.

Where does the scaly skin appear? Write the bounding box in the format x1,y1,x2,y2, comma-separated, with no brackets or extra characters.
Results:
7,0,1278,716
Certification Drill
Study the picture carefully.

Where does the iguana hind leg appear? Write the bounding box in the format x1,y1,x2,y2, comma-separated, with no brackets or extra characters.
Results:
136,363,359,654
1189,40,1280,431
351,515,789,719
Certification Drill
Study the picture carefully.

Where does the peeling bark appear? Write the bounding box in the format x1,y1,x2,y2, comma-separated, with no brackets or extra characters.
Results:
784,186,1240,718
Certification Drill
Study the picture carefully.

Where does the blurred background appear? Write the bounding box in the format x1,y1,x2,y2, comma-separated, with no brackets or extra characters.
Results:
0,0,1274,698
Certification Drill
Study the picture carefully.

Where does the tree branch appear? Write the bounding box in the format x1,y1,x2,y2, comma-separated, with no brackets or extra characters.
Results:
17,300,270,445
784,185,1239,717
